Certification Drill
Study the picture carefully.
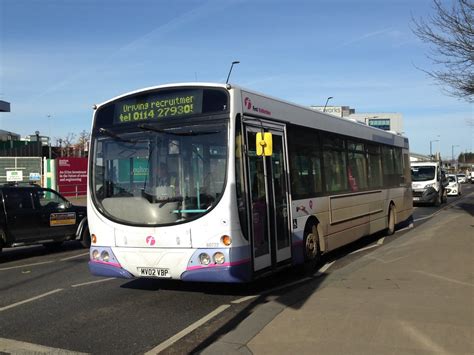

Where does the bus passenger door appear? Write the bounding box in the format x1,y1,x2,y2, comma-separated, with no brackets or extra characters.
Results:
245,124,291,272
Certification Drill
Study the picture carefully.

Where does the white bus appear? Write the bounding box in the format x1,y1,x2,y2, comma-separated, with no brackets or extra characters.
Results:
88,83,413,282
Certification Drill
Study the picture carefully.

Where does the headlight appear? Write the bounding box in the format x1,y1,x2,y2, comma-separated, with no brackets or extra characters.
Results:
213,252,225,264
424,183,435,189
100,251,110,262
92,249,100,260
199,253,211,265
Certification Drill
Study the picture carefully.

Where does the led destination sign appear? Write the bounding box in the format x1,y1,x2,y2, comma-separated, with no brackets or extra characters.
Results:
114,89,203,124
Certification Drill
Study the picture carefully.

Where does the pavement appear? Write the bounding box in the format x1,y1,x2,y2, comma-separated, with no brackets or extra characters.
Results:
201,192,474,355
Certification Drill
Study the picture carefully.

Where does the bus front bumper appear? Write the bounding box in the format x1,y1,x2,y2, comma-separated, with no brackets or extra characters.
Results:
89,260,134,279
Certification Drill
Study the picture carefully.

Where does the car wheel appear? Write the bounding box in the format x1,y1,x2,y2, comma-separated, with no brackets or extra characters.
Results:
0,228,5,254
442,189,448,203
434,191,441,207
80,225,91,248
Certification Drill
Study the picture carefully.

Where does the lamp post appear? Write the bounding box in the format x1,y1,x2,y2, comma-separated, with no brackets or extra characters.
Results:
47,114,52,159
226,61,240,84
430,139,439,158
323,96,333,112
58,138,62,157
35,130,40,157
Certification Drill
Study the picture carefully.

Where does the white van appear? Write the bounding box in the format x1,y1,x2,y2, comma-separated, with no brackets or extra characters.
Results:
411,161,448,206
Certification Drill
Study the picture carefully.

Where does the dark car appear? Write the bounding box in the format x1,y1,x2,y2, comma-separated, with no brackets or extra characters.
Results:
0,183,89,253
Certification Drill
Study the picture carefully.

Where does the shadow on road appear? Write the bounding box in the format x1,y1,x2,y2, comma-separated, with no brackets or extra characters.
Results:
0,241,86,264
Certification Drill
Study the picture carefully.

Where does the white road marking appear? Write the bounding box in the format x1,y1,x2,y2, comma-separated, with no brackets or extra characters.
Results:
318,260,336,274
0,337,87,354
60,252,90,261
400,321,448,353
396,223,414,232
414,270,474,287
71,278,115,288
414,215,433,222
232,261,337,303
0,251,88,272
231,295,258,304
0,260,54,271
0,289,63,313
349,244,379,255
145,304,231,354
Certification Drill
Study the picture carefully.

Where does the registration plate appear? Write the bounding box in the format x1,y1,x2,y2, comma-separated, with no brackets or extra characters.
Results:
137,267,170,278
413,197,420,201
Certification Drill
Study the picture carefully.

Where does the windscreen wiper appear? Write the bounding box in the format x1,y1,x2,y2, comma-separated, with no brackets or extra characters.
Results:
138,123,220,136
98,128,136,143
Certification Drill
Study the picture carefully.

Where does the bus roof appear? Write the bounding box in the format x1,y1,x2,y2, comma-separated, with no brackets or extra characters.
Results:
93,82,408,149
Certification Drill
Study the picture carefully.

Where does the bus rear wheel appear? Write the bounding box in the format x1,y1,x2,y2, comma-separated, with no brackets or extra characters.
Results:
303,224,321,270
386,204,396,236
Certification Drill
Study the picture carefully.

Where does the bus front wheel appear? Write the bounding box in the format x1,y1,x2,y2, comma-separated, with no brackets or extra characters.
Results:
303,223,321,270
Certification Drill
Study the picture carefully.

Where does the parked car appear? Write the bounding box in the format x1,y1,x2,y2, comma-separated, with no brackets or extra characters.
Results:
456,174,466,183
446,174,462,196
0,183,89,253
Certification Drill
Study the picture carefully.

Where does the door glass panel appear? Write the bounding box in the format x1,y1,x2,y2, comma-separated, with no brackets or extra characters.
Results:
271,135,290,250
247,131,270,258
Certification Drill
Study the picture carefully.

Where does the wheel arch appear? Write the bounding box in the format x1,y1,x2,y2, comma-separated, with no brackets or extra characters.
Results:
303,215,326,252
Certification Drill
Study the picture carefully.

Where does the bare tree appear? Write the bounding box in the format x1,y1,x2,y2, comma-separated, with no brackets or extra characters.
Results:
75,130,90,157
412,0,474,102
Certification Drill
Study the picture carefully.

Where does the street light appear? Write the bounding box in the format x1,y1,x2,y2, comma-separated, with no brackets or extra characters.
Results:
35,130,40,157
225,61,240,84
47,114,52,159
323,96,333,112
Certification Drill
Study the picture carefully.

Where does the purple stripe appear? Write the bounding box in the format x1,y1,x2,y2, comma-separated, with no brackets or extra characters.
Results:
186,258,250,271
91,260,121,268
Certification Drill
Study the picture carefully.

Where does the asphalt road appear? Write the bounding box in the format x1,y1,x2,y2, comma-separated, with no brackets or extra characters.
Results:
0,184,472,354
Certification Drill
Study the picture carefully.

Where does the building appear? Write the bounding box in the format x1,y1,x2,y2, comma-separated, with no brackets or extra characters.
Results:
349,112,403,135
310,105,404,135
24,134,51,146
0,100,11,112
0,129,20,142
309,105,354,117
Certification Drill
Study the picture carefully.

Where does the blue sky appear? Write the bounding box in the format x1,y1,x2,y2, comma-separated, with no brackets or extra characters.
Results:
1,0,472,158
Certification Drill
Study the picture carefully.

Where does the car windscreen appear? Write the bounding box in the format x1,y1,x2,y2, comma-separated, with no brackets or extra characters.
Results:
411,166,436,181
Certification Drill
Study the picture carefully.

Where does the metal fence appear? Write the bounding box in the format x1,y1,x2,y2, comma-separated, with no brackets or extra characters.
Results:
0,157,43,184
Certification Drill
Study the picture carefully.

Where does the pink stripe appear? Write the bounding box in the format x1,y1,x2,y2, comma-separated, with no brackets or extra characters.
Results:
186,258,250,271
91,260,121,268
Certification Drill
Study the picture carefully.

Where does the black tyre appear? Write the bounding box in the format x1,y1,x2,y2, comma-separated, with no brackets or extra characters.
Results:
434,191,441,207
303,223,321,271
80,225,91,248
442,189,448,203
386,204,396,236
0,228,5,254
